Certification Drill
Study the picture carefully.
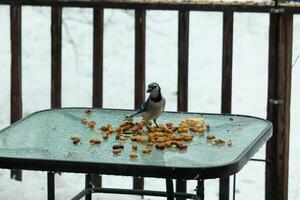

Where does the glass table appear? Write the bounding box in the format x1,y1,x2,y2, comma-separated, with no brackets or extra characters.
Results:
0,108,272,200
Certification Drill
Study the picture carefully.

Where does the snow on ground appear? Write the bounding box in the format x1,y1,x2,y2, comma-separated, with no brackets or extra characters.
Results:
0,6,299,200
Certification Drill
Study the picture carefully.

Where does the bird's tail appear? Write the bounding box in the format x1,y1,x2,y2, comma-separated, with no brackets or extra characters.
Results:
126,110,143,119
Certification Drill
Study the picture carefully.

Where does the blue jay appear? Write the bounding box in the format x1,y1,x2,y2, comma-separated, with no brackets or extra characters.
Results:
128,82,166,127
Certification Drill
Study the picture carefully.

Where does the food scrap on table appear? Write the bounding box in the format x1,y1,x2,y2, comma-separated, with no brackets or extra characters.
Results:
85,109,93,114
70,135,80,144
69,109,234,158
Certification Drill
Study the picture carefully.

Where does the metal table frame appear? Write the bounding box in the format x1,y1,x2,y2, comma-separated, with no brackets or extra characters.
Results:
46,172,205,200
0,108,272,200
69,176,205,200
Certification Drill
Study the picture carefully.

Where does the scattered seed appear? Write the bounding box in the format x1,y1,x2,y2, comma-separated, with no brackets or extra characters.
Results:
119,135,128,141
64,151,73,157
115,127,121,133
129,152,138,158
103,133,109,140
165,121,173,128
108,124,113,133
90,139,101,145
131,143,138,150
81,117,88,124
112,144,124,149
176,143,187,149
212,139,225,145
88,121,96,129
73,140,80,144
165,141,172,148
227,139,233,146
113,149,122,155
71,135,80,144
147,142,154,147
85,109,92,114
183,135,193,141
142,147,152,154
155,143,166,150
206,133,215,140
177,127,189,133
100,126,108,131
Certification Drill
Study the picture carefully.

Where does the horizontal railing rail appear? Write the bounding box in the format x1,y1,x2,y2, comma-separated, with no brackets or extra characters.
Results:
1,0,300,13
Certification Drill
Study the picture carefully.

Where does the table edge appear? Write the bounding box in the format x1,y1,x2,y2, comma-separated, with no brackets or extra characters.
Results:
0,107,272,179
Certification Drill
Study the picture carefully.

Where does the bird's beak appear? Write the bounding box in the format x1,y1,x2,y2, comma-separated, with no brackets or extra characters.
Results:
146,88,152,93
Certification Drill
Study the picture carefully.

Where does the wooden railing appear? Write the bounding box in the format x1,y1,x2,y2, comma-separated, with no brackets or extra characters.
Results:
220,11,234,200
3,1,297,200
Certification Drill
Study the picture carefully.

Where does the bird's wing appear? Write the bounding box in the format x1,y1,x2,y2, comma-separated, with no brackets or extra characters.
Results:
161,97,166,112
140,98,150,112
128,98,150,118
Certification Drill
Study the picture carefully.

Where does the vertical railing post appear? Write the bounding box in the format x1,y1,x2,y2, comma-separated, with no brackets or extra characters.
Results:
266,13,293,200
177,10,189,112
133,8,146,193
93,7,104,108
176,9,189,200
219,11,234,200
10,4,22,181
134,9,146,108
50,6,62,200
90,6,104,188
51,6,62,108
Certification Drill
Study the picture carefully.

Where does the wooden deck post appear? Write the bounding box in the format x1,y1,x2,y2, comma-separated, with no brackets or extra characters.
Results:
133,8,146,192
176,10,189,200
91,7,104,188
266,13,293,200
93,7,104,108
51,6,62,108
49,5,63,198
177,10,189,112
10,4,22,181
219,11,234,200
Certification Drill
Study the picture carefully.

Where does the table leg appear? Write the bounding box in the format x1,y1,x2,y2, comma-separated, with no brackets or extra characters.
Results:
166,179,174,200
47,172,55,200
232,174,236,200
85,174,92,200
195,180,204,200
176,179,186,200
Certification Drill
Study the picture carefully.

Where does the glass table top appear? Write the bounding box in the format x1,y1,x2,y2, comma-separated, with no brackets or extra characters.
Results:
0,108,272,170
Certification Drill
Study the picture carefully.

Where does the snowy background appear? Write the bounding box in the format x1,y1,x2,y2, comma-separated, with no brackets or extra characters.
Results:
0,6,299,200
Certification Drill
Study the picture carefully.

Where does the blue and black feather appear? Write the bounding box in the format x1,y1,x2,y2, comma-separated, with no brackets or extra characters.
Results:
129,98,150,117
